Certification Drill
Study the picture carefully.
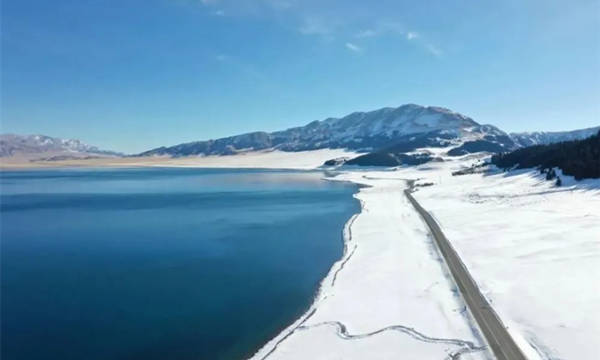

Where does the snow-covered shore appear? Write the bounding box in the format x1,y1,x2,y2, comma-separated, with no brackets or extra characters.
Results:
0,149,360,170
248,171,492,360
248,153,599,360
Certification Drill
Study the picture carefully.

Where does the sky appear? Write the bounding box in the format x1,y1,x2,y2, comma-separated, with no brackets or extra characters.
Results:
1,0,599,153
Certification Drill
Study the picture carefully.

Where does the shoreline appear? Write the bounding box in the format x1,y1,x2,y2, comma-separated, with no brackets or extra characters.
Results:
0,149,361,171
246,177,367,360
247,171,487,360
1,166,364,360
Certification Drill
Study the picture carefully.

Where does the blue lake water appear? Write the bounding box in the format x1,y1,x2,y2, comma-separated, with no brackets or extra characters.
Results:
0,168,360,360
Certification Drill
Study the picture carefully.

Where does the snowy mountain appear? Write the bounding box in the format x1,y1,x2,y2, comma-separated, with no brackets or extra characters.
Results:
509,126,600,147
0,134,121,159
343,124,600,167
139,104,517,157
493,130,600,179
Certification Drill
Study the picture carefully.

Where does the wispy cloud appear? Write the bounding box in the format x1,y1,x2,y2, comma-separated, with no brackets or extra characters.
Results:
425,44,442,57
189,0,295,18
355,29,377,38
190,2,443,57
298,16,334,38
353,22,441,57
355,22,420,41
406,31,419,40
345,42,362,52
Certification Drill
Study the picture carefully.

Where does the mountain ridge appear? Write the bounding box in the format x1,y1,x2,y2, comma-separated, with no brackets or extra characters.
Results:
0,134,121,159
509,126,600,147
3,105,597,163
138,104,517,157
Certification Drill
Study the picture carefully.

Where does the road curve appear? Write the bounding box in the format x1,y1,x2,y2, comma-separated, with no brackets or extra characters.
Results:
405,187,528,360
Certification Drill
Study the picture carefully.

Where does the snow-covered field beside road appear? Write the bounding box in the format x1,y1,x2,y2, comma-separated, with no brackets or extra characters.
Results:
395,157,600,360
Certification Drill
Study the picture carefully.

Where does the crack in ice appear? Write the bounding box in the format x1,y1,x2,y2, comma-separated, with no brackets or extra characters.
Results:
331,244,357,286
297,321,487,360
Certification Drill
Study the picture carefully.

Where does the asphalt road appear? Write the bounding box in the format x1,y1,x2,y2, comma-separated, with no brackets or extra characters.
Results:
405,188,528,360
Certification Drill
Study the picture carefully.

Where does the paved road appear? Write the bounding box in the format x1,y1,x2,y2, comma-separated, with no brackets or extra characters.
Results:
405,188,528,360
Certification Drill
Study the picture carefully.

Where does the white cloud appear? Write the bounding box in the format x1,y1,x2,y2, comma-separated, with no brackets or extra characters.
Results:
425,44,442,56
213,9,225,16
355,23,420,42
345,42,362,52
406,31,419,40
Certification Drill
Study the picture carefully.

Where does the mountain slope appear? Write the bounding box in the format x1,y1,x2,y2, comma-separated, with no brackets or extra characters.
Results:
139,104,516,157
509,126,600,147
0,134,121,160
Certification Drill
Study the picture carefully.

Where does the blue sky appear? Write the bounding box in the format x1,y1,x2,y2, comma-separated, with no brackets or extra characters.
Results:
2,0,599,153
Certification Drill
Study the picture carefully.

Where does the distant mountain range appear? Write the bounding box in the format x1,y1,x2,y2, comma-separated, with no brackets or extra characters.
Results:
139,104,518,157
509,127,600,147
0,134,121,161
138,104,598,164
2,105,597,166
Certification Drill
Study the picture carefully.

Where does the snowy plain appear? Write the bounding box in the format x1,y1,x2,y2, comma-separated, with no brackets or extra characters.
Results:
0,148,361,170
398,158,600,360
248,149,599,360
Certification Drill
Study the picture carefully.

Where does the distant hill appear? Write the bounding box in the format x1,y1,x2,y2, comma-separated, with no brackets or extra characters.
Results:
491,131,600,179
0,134,121,161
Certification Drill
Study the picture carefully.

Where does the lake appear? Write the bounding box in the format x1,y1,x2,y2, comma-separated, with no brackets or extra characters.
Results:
0,168,360,360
